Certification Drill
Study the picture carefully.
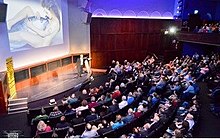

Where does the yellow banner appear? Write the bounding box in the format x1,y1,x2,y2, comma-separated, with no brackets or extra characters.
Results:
6,57,17,99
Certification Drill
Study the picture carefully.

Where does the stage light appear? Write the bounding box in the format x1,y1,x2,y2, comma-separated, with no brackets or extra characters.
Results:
164,30,169,34
194,10,199,14
169,27,176,34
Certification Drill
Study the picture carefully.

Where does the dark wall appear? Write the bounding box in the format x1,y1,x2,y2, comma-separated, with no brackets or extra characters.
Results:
90,18,181,68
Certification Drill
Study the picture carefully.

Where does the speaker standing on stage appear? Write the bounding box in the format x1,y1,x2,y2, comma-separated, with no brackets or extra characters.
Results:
76,54,83,77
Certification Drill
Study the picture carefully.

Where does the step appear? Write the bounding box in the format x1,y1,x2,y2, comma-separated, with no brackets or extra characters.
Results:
8,98,28,105
8,103,27,110
8,101,27,107
8,110,28,115
8,106,28,112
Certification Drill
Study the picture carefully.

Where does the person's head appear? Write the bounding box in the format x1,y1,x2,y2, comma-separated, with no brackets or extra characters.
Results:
91,96,96,102
120,82,126,88
133,127,139,134
185,113,194,120
115,85,120,90
128,108,133,115
128,92,133,97
67,127,74,137
112,99,117,105
85,123,92,131
60,116,66,122
102,120,108,128
105,82,110,87
41,0,60,20
66,104,72,109
81,100,88,106
182,120,189,129
76,111,82,118
82,89,87,95
122,96,127,101
174,129,183,138
115,114,122,122
90,108,96,114
71,93,76,98
37,120,47,131
137,105,143,112
100,95,105,100
53,106,59,111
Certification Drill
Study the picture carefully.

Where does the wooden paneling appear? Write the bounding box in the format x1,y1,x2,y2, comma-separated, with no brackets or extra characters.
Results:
91,18,181,68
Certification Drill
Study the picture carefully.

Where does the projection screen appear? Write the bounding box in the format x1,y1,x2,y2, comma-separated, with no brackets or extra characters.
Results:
4,0,63,52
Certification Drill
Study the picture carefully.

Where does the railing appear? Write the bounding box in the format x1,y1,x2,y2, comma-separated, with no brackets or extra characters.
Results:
176,31,220,46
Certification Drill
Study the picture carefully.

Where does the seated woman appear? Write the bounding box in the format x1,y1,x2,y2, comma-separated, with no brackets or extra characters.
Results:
35,120,52,137
7,0,61,50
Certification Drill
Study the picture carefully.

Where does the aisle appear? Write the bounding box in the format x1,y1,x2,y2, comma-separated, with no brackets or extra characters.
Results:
194,82,220,137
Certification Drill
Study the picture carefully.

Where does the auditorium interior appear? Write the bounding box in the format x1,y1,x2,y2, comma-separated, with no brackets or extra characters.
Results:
1,0,220,138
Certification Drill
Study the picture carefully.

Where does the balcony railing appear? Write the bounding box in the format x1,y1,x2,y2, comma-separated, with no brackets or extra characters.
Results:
176,31,220,46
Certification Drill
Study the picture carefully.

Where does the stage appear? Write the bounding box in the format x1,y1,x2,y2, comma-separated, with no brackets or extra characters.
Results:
15,69,90,108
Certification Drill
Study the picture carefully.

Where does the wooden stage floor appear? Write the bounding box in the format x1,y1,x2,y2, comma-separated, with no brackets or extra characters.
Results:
16,69,89,103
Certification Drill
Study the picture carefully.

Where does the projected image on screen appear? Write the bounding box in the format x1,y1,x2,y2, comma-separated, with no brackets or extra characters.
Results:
4,0,63,52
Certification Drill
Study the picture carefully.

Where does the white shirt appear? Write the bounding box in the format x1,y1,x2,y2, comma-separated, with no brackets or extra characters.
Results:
119,100,128,109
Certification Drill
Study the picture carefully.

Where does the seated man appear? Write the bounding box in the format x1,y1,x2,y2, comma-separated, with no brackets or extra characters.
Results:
111,114,124,130
107,99,119,113
85,108,99,123
49,106,63,118
119,96,128,109
81,123,99,138
112,86,121,99
56,116,71,129
88,96,99,109
71,111,84,125
67,94,78,105
127,92,135,105
97,120,112,135
122,108,134,124
31,108,48,125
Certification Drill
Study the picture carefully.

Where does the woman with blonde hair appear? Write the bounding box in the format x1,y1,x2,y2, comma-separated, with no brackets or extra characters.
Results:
35,120,51,137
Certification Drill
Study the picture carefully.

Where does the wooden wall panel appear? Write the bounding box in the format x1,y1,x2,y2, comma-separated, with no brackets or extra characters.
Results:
91,18,181,68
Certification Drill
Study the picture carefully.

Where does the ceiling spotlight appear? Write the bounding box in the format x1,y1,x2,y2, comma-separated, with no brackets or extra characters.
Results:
194,10,199,14
169,27,176,34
